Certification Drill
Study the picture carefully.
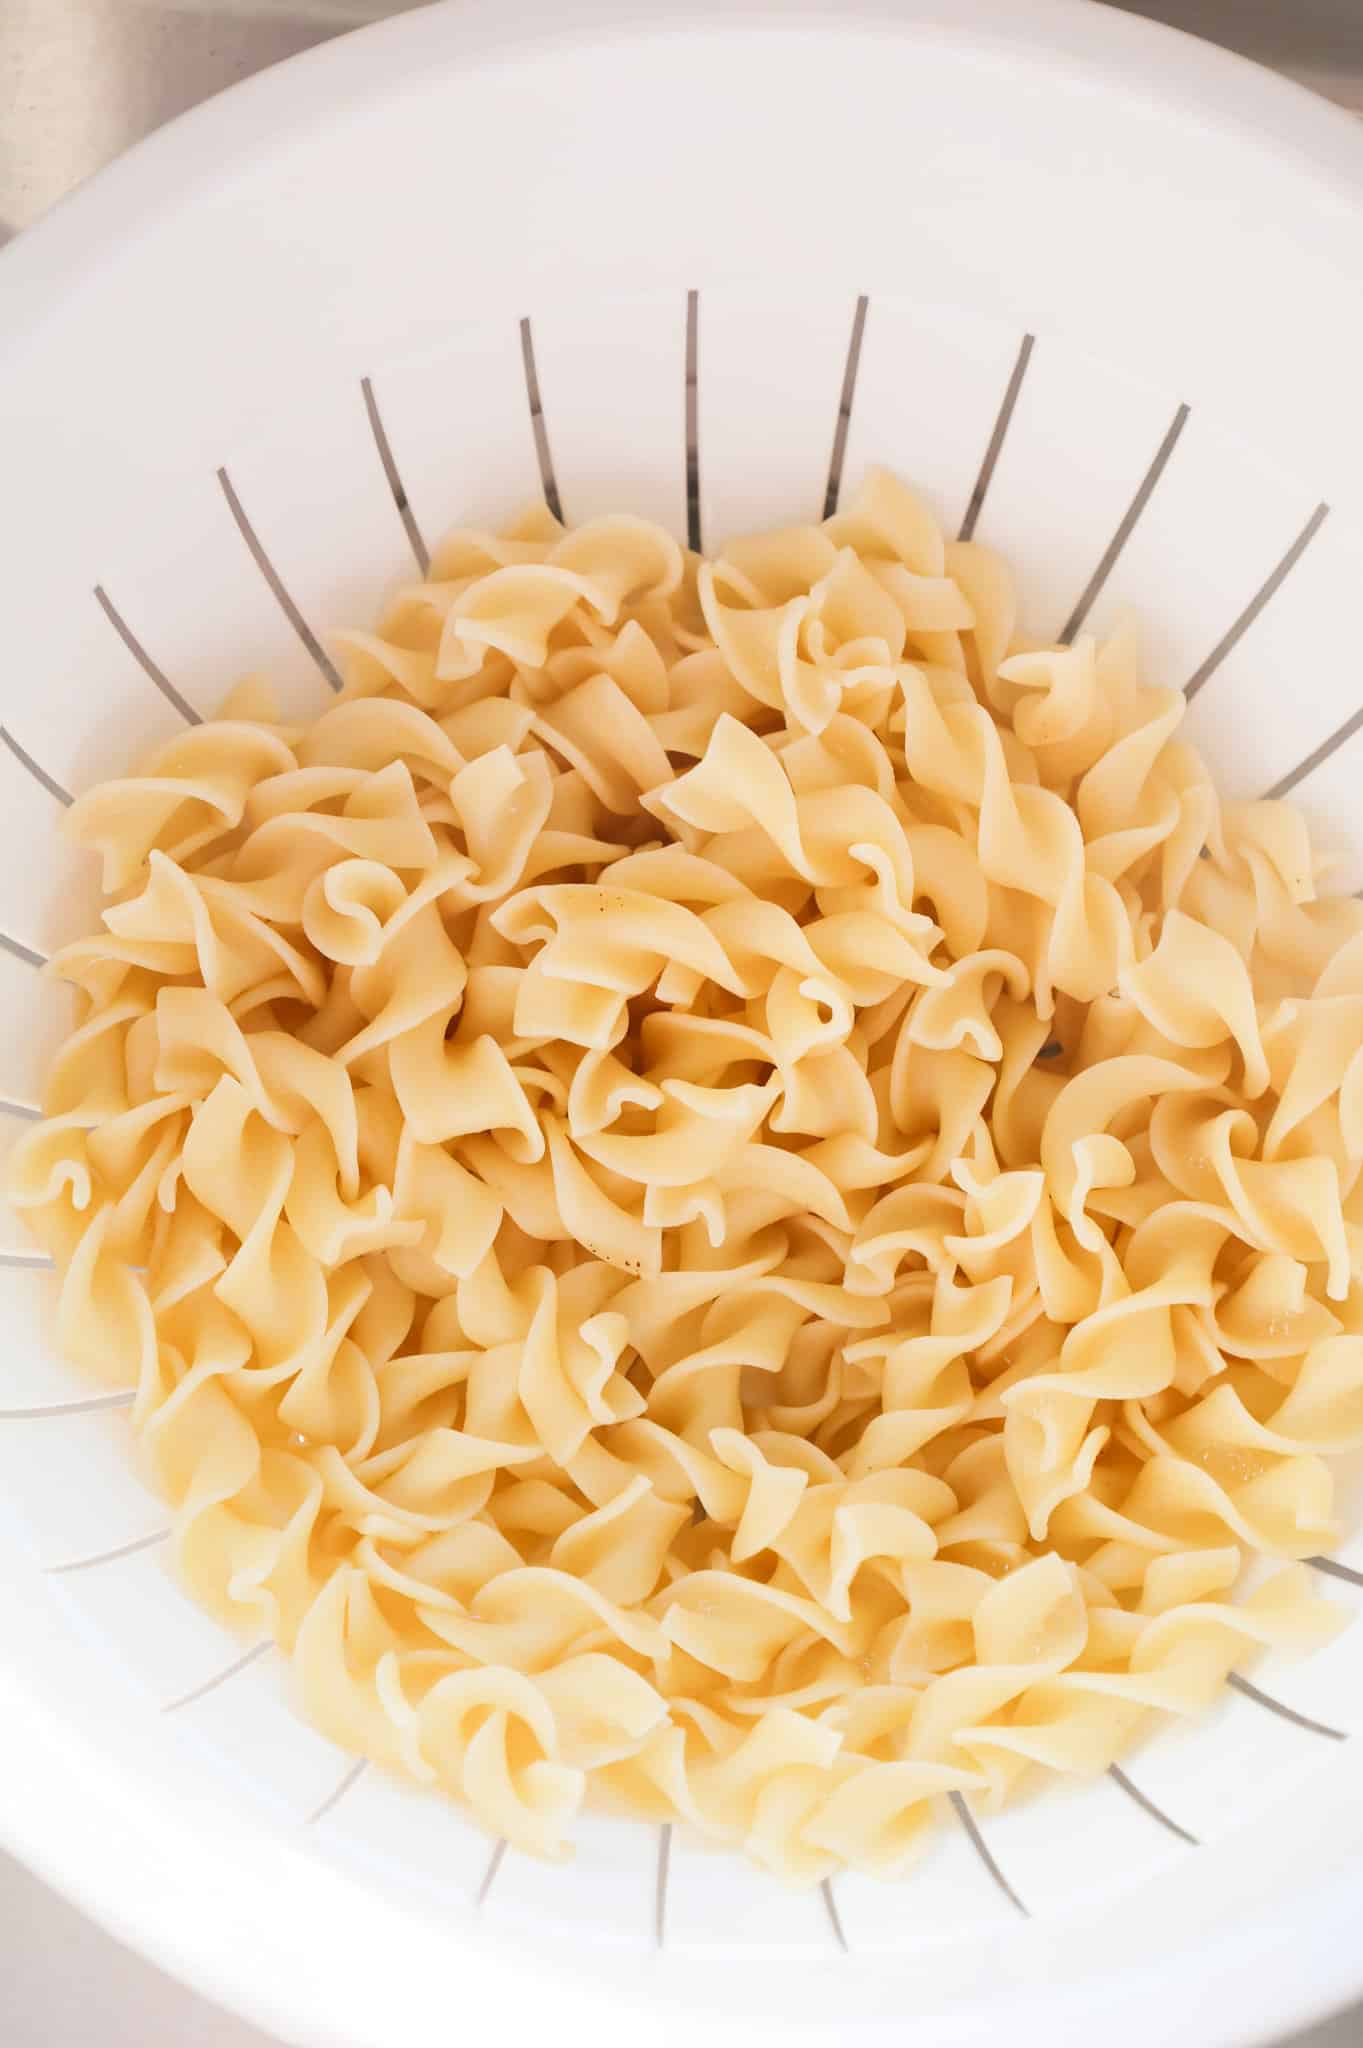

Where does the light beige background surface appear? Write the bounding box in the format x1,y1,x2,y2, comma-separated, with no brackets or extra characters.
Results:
1,5,1361,2044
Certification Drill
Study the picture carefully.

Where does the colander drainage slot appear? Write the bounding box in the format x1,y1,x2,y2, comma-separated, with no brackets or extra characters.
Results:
1185,500,1329,703
476,1836,508,1907
361,374,430,576
0,726,72,807
218,466,343,692
685,291,701,554
655,1819,671,1945
820,1876,849,1951
94,584,200,725
161,1637,271,1716
823,294,870,520
958,331,1034,544
519,317,563,525
0,929,47,969
0,1389,132,1421
305,1756,368,1827
1263,683,1363,801
1226,1671,1348,1742
948,1789,1028,1916
1058,403,1190,643
1310,1554,1363,1589
1107,1764,1200,1847
44,1525,171,1575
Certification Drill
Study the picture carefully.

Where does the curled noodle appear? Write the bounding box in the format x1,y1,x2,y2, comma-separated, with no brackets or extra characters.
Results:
11,472,1360,1881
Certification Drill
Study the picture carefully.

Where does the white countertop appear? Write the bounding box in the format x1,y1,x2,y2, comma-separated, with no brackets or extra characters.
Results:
2,5,1363,2044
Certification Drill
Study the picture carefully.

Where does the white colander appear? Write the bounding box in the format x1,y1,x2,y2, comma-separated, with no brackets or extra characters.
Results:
3,4,1363,2044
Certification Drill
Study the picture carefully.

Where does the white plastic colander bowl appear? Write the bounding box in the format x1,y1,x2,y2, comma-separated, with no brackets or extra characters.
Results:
3,4,1363,2045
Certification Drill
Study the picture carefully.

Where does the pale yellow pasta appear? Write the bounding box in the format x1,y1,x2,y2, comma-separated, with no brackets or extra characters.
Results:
13,470,1363,1882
